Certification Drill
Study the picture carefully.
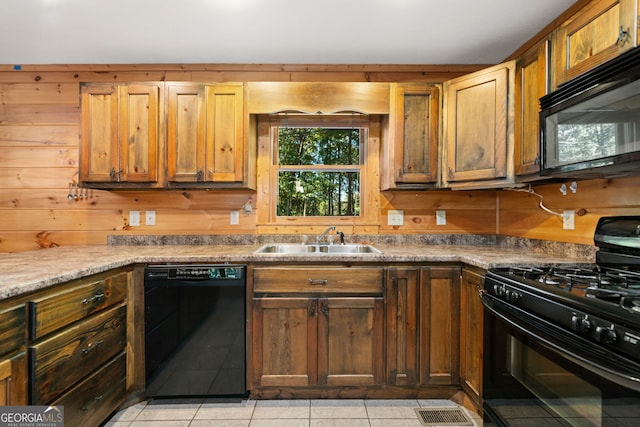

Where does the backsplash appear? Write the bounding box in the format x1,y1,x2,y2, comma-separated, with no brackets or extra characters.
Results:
108,234,597,260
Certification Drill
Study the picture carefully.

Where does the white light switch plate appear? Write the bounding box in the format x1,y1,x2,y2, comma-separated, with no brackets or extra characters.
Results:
388,210,404,226
145,210,156,226
129,210,140,227
436,210,447,225
230,211,240,225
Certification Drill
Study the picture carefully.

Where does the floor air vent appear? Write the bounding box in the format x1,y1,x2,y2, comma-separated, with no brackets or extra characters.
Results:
414,407,473,426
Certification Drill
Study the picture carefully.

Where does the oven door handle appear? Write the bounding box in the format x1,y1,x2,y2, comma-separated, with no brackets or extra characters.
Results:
480,292,640,392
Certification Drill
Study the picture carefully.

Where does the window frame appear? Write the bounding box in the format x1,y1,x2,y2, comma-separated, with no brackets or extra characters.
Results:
256,114,380,227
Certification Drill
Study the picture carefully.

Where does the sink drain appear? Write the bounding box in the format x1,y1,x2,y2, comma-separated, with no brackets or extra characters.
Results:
414,407,473,426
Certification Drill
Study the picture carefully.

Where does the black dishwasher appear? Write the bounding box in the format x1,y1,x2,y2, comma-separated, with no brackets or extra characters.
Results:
144,264,246,398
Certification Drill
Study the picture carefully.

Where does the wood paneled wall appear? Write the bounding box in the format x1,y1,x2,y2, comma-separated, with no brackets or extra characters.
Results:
0,63,638,252
498,177,640,245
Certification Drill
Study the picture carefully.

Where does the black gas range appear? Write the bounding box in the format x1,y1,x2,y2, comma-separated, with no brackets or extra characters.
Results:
482,216,640,426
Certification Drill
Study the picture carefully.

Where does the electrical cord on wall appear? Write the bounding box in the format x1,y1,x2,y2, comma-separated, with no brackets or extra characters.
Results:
504,185,563,218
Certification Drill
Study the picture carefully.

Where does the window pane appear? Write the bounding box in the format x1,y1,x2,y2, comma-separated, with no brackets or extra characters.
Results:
278,128,361,166
277,171,360,217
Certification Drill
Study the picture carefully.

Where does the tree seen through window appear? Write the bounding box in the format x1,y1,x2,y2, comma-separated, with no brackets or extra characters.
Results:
277,127,362,217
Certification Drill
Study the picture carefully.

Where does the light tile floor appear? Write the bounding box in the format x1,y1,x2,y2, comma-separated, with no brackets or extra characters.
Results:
105,398,482,426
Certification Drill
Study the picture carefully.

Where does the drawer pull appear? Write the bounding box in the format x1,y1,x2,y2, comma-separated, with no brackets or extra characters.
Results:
81,340,104,354
82,293,105,305
308,278,328,286
81,394,103,412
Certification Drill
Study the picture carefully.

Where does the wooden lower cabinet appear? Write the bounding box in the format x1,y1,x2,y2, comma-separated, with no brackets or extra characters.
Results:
386,267,419,385
386,266,460,387
0,352,27,405
30,303,127,404
252,296,384,388
0,302,27,405
319,297,384,386
460,267,485,407
419,267,461,385
25,267,131,427
52,352,127,427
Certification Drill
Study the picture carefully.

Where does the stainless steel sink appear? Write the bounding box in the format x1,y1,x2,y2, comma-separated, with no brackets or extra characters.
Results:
254,243,382,255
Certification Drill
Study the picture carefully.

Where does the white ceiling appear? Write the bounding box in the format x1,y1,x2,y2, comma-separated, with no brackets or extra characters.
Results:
1,0,577,65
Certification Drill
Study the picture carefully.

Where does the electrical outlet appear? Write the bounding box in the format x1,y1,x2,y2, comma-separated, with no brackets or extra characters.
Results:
436,210,447,225
129,210,140,227
563,210,575,230
230,211,240,225
145,210,156,226
388,210,404,226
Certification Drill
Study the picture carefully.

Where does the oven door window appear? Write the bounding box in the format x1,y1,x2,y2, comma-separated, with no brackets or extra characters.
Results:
510,334,603,425
484,314,640,427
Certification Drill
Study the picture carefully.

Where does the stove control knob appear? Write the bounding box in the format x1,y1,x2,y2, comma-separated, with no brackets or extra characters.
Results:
505,290,520,302
595,326,617,345
571,315,592,333
493,284,505,297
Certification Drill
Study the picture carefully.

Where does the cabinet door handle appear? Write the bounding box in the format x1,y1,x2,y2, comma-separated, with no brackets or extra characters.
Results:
320,302,329,317
82,292,105,305
81,394,103,412
196,169,204,181
81,339,104,354
109,168,123,181
308,278,328,286
616,25,630,46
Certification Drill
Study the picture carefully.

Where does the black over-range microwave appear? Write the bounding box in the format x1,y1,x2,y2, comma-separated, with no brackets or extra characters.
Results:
540,47,640,178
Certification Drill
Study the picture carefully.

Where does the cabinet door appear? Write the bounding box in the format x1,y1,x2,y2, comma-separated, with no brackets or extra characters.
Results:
515,41,548,176
552,0,637,89
80,84,119,182
419,267,460,385
460,268,484,406
383,84,439,189
386,267,419,385
251,298,317,387
317,297,384,386
118,84,159,182
81,83,160,184
205,85,244,182
167,83,207,182
444,62,514,184
0,352,27,405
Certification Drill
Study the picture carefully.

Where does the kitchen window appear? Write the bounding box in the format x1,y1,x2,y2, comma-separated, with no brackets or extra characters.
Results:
260,114,377,223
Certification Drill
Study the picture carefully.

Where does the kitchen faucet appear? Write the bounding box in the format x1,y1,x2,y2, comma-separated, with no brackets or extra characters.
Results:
316,226,336,243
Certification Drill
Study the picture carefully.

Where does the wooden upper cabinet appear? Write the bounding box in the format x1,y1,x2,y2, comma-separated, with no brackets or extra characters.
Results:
80,83,160,185
167,83,246,185
167,83,206,182
206,85,244,182
552,0,638,89
382,84,439,190
515,41,548,177
119,84,159,182
443,61,515,188
80,84,119,183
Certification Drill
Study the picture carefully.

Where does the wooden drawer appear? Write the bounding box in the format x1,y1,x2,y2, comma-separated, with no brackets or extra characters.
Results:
253,266,384,295
0,352,27,405
30,303,127,404
52,352,127,427
0,304,26,357
29,271,128,339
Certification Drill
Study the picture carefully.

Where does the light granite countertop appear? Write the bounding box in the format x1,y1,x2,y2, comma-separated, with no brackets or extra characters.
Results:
0,240,595,301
